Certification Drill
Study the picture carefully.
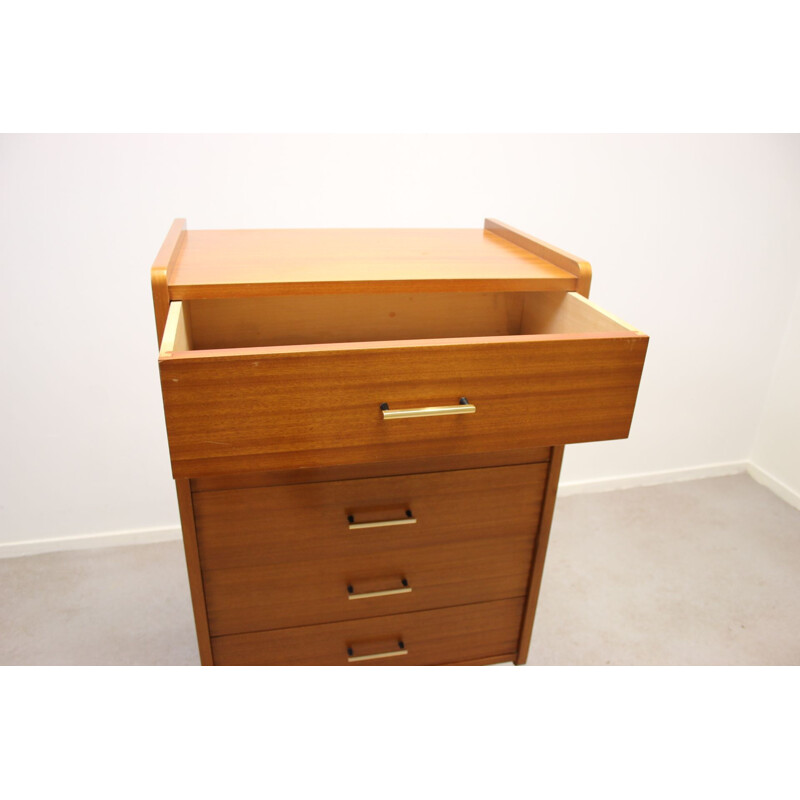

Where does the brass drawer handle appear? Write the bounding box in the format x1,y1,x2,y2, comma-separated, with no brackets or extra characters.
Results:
347,510,416,530
380,397,475,420
347,640,407,663
347,578,411,600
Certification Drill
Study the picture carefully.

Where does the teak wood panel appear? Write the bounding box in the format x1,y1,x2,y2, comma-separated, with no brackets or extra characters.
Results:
450,654,517,666
187,292,522,350
174,477,213,665
516,445,564,665
521,292,639,336
167,228,578,298
159,332,648,477
150,218,186,346
193,463,547,570
211,597,526,666
485,218,592,297
179,291,635,351
202,524,536,636
190,447,552,492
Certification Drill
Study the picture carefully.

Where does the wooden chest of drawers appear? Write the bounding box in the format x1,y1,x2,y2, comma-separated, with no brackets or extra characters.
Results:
151,219,648,665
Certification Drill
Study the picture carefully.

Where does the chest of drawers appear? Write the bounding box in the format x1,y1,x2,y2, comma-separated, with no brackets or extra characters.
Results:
151,218,648,665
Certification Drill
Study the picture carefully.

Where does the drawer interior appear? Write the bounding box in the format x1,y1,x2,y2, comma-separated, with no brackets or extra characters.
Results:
164,291,637,353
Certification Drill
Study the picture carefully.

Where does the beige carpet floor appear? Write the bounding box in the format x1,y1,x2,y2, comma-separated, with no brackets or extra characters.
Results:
1,473,798,665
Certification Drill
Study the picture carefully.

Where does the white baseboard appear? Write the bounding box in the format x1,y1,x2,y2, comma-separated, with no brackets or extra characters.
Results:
558,461,748,497
746,463,800,511
1,459,795,559
0,525,181,559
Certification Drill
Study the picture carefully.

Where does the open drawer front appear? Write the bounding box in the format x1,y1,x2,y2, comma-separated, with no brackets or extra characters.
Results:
159,291,648,477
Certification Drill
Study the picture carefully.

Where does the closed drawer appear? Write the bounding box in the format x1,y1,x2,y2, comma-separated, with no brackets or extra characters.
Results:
204,534,534,636
195,463,545,636
211,597,525,665
194,462,548,569
159,291,648,477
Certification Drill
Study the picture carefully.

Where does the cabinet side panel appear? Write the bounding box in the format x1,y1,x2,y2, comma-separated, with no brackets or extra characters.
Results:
175,478,214,665
515,446,564,664
151,218,186,346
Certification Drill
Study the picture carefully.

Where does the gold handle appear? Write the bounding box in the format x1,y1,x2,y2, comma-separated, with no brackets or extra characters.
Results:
347,578,411,600
347,510,416,530
347,640,407,663
380,397,476,420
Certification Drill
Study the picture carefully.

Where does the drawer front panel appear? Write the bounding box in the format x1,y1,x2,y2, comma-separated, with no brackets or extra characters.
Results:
211,597,525,666
160,335,647,477
203,531,534,636
193,463,548,570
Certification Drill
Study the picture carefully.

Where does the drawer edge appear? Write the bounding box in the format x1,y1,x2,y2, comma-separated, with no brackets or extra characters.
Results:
190,448,552,492
448,652,517,666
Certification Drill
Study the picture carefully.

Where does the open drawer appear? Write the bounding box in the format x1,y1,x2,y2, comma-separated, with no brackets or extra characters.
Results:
158,290,648,477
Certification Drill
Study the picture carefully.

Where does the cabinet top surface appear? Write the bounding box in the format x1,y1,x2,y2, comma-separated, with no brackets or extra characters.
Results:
164,227,579,298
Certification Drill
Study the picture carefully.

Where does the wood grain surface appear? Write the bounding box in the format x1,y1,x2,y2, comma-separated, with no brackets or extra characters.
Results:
211,597,525,666
159,331,648,477
449,653,517,666
174,478,214,665
203,533,532,635
167,228,578,298
516,445,565,664
194,463,547,570
187,291,520,349
183,289,635,350
189,447,551,492
485,218,592,297
150,218,186,346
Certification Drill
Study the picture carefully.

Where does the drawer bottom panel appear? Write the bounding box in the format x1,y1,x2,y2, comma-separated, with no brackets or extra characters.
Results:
211,597,525,666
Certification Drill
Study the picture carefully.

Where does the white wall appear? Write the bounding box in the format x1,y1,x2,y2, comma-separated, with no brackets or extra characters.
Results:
1,134,799,548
